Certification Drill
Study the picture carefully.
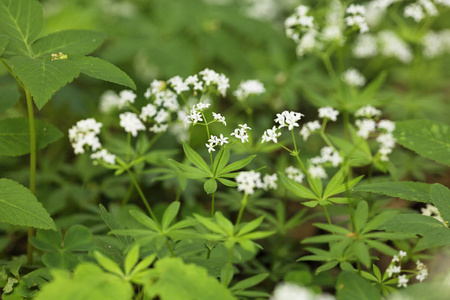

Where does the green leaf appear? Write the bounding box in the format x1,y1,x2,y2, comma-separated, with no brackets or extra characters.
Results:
72,56,136,89
230,273,268,291
129,210,159,232
32,30,106,57
146,257,236,300
354,201,369,233
0,0,43,56
181,140,211,175
302,234,346,243
279,173,318,200
0,118,63,156
194,214,226,235
415,227,450,251
313,223,351,235
336,271,381,300
323,167,347,199
124,244,140,275
218,155,256,175
4,56,80,109
395,120,450,167
328,175,364,198
213,148,230,175
353,181,432,203
0,34,8,55
215,212,234,235
99,204,131,247
362,211,397,234
0,84,20,114
63,225,93,252
169,159,210,179
237,216,265,236
316,261,339,274
204,178,218,194
353,241,371,268
161,202,180,231
94,251,124,277
0,178,56,230
217,178,237,187
379,214,445,235
430,183,450,223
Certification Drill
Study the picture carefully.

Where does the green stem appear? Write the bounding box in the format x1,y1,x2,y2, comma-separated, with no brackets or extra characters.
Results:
320,120,335,149
121,183,134,206
165,240,176,257
126,133,131,162
235,193,248,228
223,244,235,286
323,206,332,226
210,192,215,218
126,169,158,225
26,89,36,265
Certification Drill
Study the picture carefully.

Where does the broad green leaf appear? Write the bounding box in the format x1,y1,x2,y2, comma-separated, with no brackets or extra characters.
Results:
99,204,131,247
362,211,397,234
4,56,80,109
0,0,43,56
354,201,369,233
72,56,136,89
353,241,371,268
129,210,159,232
327,175,363,199
336,271,381,300
0,84,19,114
0,118,63,156
147,257,236,300
395,120,450,167
353,181,431,203
32,30,106,57
35,263,133,300
182,140,211,175
379,214,445,235
430,183,450,223
415,227,450,251
0,34,8,55
161,202,180,231
279,173,318,200
63,225,93,252
0,178,56,230
124,244,140,275
204,178,217,194
218,155,256,175
217,177,237,187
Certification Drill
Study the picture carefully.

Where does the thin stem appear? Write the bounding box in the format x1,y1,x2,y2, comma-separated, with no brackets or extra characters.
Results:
126,133,131,162
235,193,248,228
165,240,176,257
126,169,158,225
323,206,332,226
210,193,215,218
121,183,134,206
223,244,235,286
26,89,36,265
320,120,335,149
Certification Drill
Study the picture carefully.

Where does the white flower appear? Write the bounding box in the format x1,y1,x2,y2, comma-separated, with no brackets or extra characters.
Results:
275,111,304,130
119,112,146,137
236,170,263,195
270,282,316,300
90,149,116,165
416,260,425,270
118,90,136,108
140,104,158,121
353,34,379,58
421,204,447,225
205,134,229,153
398,250,407,258
300,121,321,141
345,4,369,33
185,111,203,126
167,75,189,94
397,274,408,288
392,255,400,263
234,80,265,101
185,75,204,91
262,126,281,143
154,109,170,124
199,68,230,96
154,90,179,112
318,107,339,121
145,80,166,99
262,173,278,191
195,102,211,111
341,68,366,87
355,105,382,118
212,112,226,125
377,133,396,161
285,166,304,183
422,30,450,58
68,118,103,154
231,124,251,143
387,265,401,278
378,31,413,63
99,90,121,113
404,3,425,22
296,29,321,56
206,142,216,153
308,165,327,179
355,119,376,139
378,120,395,133
149,124,168,133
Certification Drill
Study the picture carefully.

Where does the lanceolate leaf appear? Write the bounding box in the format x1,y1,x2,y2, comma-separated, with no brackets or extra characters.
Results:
181,140,211,175
353,181,431,203
72,56,136,89
0,178,56,230
279,173,318,200
0,118,63,156
0,0,43,56
32,30,106,57
395,120,450,167
4,56,80,109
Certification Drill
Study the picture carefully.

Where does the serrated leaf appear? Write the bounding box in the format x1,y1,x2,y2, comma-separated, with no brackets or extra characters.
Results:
4,56,80,109
430,183,450,223
0,118,63,156
32,30,106,57
279,173,318,200
336,271,381,300
0,0,43,56
362,211,397,234
204,178,218,194
0,84,19,114
161,202,180,231
0,34,8,55
395,120,450,167
379,214,445,235
0,178,56,230
353,181,432,203
72,56,136,89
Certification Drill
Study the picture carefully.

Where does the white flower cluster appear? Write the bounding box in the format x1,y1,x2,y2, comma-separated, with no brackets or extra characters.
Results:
271,282,323,300
341,68,366,87
308,165,328,179
345,4,369,33
423,30,450,58
386,251,428,288
90,149,116,165
353,34,379,58
285,5,315,42
205,134,229,153
236,171,278,195
404,0,438,22
310,147,343,168
99,90,137,113
421,204,447,226
355,105,382,118
365,0,400,28
119,112,146,137
199,68,230,97
68,118,103,154
185,102,211,126
275,111,304,130
234,80,266,101
262,126,281,143
300,121,321,141
285,166,304,183
231,124,252,143
318,107,340,122
212,112,226,126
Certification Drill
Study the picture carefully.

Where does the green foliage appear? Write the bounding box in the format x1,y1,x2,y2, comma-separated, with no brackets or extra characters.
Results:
0,118,63,156
0,178,55,230
353,181,432,203
336,271,381,300
395,120,450,167
0,84,19,114
145,257,236,300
